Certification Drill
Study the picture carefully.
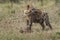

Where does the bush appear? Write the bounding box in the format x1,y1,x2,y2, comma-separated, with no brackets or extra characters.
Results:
0,0,20,3
55,0,60,5
10,0,20,3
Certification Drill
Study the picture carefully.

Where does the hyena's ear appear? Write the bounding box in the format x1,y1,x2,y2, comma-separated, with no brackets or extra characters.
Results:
27,5,30,10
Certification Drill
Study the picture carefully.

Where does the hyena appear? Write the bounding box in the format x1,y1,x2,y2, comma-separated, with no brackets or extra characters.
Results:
21,5,52,33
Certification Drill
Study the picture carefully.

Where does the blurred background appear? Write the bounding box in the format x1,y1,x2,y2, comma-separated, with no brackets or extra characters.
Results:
0,0,60,40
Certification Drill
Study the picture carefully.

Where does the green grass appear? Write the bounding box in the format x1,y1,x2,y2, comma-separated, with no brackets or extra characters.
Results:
58,13,60,17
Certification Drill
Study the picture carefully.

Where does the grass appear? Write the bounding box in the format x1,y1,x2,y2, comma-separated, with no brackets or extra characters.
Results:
0,0,60,40
51,32,60,40
58,12,60,16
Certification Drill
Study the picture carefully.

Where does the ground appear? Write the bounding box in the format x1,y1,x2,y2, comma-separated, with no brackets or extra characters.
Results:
0,1,60,40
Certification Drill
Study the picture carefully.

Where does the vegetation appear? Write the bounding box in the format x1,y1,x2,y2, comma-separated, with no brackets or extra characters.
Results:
0,0,60,40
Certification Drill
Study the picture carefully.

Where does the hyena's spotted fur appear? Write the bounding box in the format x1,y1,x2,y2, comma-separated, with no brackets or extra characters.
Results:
21,5,52,33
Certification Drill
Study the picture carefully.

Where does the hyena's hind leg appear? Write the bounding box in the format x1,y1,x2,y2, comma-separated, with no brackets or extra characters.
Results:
44,13,52,30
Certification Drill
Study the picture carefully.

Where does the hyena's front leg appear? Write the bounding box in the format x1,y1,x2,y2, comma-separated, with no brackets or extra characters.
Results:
39,18,45,30
26,18,32,32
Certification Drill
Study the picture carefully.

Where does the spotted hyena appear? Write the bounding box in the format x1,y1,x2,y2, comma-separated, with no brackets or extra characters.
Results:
21,5,52,33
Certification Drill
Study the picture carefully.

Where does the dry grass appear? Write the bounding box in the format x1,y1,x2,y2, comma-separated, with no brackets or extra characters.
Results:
0,1,60,40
